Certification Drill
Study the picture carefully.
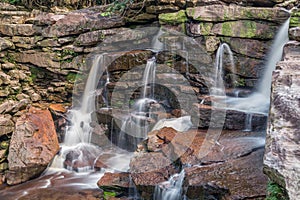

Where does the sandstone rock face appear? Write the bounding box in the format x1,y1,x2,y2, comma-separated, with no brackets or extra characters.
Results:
6,107,59,185
40,12,125,37
186,5,289,23
263,42,300,200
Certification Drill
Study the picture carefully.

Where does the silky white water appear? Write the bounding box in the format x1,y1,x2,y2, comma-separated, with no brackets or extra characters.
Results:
221,18,290,114
117,58,157,150
153,170,185,200
212,43,236,96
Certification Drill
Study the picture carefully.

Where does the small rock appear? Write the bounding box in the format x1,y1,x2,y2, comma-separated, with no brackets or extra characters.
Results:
0,115,14,137
0,38,14,51
30,93,41,102
97,172,131,194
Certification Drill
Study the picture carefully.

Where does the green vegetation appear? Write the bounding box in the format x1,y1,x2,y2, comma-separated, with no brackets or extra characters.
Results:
100,0,144,17
2,53,16,64
61,49,78,63
0,0,20,5
29,67,40,83
266,181,288,200
221,22,233,36
103,191,116,200
159,10,188,25
235,78,246,87
66,72,78,83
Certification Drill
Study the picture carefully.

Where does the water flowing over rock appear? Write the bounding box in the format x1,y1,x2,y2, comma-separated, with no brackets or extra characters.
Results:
6,107,59,185
130,152,179,199
263,41,300,200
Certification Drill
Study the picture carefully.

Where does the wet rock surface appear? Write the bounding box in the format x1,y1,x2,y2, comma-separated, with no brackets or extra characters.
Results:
263,42,300,200
6,107,59,185
97,172,131,195
185,149,267,200
131,127,267,199
130,152,179,199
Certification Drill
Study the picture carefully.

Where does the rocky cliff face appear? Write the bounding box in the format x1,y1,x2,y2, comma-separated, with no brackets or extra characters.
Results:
264,9,300,199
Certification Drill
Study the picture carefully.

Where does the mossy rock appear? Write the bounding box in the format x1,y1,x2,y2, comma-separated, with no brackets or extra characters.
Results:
159,10,188,25
290,17,300,28
213,20,276,39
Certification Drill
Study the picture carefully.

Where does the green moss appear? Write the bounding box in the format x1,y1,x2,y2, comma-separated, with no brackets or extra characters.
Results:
2,53,16,64
159,10,188,25
290,17,300,28
66,72,78,83
221,22,233,36
103,191,116,200
240,21,257,38
29,67,39,83
199,23,213,35
266,181,288,200
291,9,300,17
60,49,78,63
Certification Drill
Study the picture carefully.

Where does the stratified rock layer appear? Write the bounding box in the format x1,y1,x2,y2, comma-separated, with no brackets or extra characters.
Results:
263,41,300,200
6,107,59,185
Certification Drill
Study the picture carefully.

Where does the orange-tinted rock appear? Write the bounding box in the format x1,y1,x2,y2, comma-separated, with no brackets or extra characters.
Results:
49,103,67,113
6,107,59,185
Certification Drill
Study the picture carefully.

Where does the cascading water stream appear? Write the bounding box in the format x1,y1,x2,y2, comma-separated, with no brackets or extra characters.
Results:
224,18,290,114
64,54,106,146
50,54,107,171
244,113,253,132
117,58,157,150
153,170,185,200
213,43,236,96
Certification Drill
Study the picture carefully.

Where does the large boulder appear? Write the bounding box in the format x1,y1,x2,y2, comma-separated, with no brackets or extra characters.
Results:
263,42,300,199
6,106,59,185
185,148,268,199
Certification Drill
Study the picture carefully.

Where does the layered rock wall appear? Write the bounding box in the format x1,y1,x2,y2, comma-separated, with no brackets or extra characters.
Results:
264,8,300,199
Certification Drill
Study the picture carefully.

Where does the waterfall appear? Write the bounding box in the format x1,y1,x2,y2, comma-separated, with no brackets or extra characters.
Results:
244,113,253,132
64,54,106,145
116,58,157,150
213,43,236,96
152,29,164,51
224,18,290,114
257,18,290,98
50,54,106,171
141,57,156,99
153,170,185,200
102,63,110,108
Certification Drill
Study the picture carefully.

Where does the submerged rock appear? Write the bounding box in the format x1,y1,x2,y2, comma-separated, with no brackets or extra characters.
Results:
6,107,59,185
